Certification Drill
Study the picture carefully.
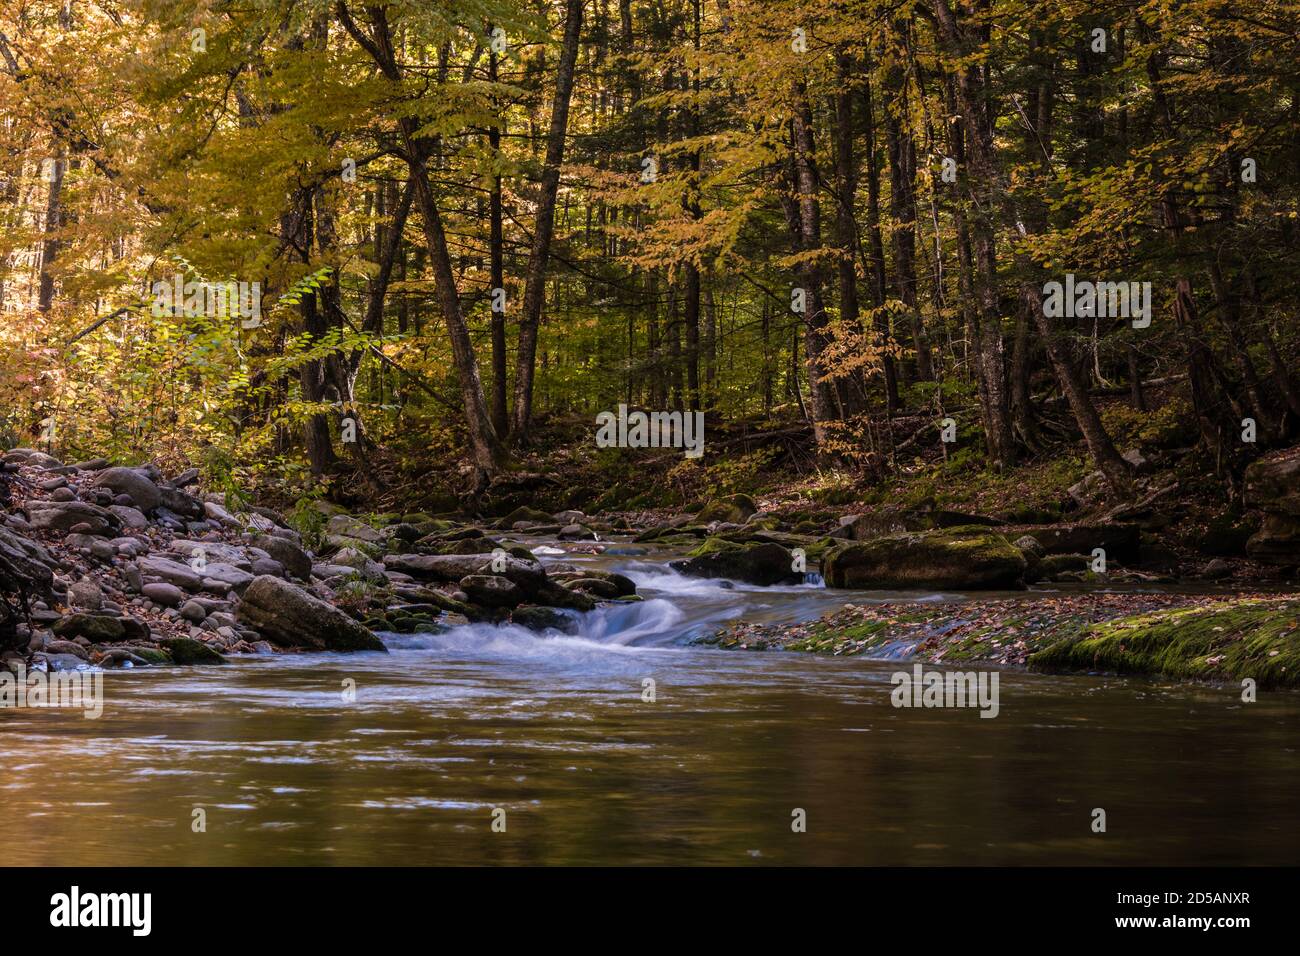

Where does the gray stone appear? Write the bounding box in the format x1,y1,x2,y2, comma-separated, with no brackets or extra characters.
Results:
138,555,204,591
253,535,312,580
236,575,386,652
459,574,525,608
179,600,208,623
68,578,103,610
92,467,162,511
23,500,117,534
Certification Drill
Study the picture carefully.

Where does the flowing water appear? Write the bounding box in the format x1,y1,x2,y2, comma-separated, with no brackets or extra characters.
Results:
2,540,1298,866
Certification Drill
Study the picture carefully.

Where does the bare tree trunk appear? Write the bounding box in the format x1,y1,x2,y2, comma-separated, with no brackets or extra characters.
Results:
790,82,835,442
337,1,505,478
510,0,584,443
488,35,509,437
37,148,63,312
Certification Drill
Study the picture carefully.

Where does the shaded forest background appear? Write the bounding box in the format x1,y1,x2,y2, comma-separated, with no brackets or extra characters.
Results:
1,0,1297,517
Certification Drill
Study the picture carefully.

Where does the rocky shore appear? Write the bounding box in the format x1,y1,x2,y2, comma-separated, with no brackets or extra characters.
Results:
3,444,1297,684
0,448,641,672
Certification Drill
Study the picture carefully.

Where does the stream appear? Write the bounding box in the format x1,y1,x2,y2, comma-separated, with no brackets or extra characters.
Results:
2,538,1298,865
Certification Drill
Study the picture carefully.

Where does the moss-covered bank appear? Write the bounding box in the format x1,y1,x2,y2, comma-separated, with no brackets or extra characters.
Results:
700,592,1300,687
1029,597,1300,687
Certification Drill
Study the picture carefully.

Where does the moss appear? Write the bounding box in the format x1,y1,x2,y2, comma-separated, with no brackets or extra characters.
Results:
160,637,227,665
696,493,758,524
823,527,1026,590
1029,598,1300,687
687,536,742,558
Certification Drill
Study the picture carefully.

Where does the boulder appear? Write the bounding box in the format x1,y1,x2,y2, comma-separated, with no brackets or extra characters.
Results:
510,606,577,633
325,514,385,545
328,547,387,584
236,575,386,651
4,448,63,468
53,613,126,642
547,566,637,597
179,600,208,623
1015,522,1140,565
138,555,204,591
837,511,927,541
1244,450,1300,565
695,494,758,525
141,581,186,607
822,528,1027,590
68,578,103,610
494,505,555,529
1245,451,1300,517
254,535,312,580
1245,514,1300,566
529,579,597,611
157,486,204,518
169,539,251,569
383,552,547,590
23,500,117,535
671,539,800,586
108,505,149,529
92,466,162,512
0,526,56,598
459,574,526,608
199,562,256,594
159,637,226,665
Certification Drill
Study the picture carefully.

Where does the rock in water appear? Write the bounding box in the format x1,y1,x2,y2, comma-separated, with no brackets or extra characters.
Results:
670,539,800,586
822,528,1027,590
237,575,387,652
159,637,226,665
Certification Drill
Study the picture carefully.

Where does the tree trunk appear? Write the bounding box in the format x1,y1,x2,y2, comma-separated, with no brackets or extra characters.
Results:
510,0,584,443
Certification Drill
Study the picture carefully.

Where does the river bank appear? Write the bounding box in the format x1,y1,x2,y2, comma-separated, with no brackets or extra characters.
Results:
3,445,1299,689
701,591,1300,688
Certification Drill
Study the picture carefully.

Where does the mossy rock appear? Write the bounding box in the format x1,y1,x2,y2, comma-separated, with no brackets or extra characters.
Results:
159,637,227,665
1029,598,1300,687
53,613,126,642
119,645,172,665
1039,553,1093,577
495,505,555,528
822,528,1027,590
716,529,834,562
695,493,758,524
672,538,800,586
